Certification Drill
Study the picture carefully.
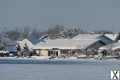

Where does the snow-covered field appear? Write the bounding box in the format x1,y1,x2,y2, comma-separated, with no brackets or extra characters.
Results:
0,60,120,80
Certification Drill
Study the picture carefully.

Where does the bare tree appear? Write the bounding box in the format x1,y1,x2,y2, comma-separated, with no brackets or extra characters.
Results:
5,30,20,40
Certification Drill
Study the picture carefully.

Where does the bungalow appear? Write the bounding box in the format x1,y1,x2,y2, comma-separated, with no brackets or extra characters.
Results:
33,39,81,57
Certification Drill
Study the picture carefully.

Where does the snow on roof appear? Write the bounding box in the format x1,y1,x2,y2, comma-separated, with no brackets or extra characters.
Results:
34,39,77,49
104,34,118,41
33,39,97,49
73,33,118,41
99,41,120,50
72,34,101,40
34,33,116,50
75,39,97,49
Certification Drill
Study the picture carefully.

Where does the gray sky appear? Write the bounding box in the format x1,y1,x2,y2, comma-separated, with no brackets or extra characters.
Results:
0,0,120,32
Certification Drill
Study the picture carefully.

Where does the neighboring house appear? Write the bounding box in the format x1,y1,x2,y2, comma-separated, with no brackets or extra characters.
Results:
99,40,120,56
72,34,114,55
98,33,120,56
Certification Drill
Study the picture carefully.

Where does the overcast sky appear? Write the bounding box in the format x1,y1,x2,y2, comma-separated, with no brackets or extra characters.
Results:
0,0,120,32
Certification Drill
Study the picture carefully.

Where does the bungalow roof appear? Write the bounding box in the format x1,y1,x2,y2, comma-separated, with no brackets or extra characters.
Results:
33,39,97,49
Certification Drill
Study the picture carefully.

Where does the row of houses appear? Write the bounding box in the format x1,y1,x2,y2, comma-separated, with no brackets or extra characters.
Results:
1,33,120,58
32,33,120,58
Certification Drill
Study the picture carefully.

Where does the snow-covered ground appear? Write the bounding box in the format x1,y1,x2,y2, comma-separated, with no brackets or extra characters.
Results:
0,59,120,80
0,56,119,62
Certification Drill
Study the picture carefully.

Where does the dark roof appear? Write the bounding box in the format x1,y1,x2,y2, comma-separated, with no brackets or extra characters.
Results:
98,35,114,45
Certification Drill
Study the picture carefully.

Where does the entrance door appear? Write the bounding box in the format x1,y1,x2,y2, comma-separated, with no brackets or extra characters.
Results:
48,50,59,57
